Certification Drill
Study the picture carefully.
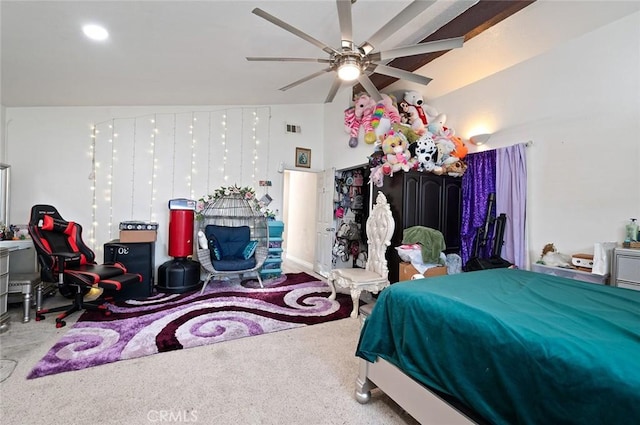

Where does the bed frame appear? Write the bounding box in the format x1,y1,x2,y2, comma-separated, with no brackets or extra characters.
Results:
356,304,476,424
356,356,475,424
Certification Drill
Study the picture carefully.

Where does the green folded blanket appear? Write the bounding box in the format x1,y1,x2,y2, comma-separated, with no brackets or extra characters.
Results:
402,226,446,264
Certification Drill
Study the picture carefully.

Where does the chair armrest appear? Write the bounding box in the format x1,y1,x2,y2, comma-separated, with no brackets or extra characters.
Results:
196,247,216,272
255,246,268,267
50,251,82,272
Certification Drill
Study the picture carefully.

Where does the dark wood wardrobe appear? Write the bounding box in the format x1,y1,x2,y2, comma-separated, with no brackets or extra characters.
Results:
374,171,462,283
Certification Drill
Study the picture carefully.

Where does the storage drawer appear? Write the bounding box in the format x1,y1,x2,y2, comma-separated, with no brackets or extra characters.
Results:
616,255,640,283
0,273,8,295
260,269,282,277
0,248,8,276
268,239,282,249
268,221,284,235
262,261,282,270
618,281,640,291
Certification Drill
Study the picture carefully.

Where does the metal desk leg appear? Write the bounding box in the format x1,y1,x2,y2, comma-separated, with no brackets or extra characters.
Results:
36,282,43,312
22,291,31,323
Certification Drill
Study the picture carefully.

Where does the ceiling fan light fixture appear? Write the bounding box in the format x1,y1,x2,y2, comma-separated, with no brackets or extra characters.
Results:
337,58,361,81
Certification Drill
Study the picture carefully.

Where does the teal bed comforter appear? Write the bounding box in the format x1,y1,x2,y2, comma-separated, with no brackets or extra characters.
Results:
356,268,640,424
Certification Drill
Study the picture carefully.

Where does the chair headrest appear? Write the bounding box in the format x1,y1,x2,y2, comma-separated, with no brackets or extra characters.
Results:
40,214,75,235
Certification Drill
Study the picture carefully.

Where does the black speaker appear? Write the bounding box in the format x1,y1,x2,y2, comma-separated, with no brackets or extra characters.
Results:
104,240,155,299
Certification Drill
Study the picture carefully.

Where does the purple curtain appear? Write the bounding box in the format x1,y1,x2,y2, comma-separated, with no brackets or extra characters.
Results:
496,143,527,269
461,149,496,265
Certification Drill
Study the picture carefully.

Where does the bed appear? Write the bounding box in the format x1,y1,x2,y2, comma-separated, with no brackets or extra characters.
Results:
355,268,640,424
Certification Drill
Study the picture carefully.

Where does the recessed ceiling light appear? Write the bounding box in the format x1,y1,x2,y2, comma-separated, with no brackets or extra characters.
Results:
82,24,109,41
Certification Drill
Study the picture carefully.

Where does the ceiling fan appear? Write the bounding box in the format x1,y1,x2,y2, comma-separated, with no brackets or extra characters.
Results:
247,0,465,103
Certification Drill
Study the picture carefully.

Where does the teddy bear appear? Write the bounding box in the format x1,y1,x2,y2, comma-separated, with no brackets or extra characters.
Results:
402,91,427,135
427,113,450,137
380,131,414,176
431,138,460,175
442,159,468,177
392,122,420,144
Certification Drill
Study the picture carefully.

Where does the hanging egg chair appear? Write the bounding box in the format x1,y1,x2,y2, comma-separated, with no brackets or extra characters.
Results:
196,190,269,292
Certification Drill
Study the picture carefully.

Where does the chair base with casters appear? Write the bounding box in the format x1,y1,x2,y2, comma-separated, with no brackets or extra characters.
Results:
35,267,141,328
327,192,395,318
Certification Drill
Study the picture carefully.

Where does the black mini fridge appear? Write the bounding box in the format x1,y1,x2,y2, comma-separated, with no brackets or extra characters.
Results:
104,240,155,299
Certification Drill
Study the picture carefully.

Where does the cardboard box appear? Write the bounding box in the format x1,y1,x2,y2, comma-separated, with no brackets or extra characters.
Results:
398,262,447,282
119,230,157,243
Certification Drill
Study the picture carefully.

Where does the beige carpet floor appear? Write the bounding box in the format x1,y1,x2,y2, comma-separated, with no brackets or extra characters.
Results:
0,281,419,425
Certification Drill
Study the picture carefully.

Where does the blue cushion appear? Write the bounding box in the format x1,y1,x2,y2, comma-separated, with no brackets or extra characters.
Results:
241,240,258,260
212,257,257,271
204,224,251,260
208,236,222,261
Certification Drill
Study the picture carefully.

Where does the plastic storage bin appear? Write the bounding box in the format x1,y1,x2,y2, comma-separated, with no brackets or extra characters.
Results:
530,263,609,285
268,221,284,237
261,221,284,279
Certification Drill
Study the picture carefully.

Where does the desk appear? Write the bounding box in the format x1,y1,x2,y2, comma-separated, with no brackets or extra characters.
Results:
0,239,38,272
0,248,8,332
0,239,54,322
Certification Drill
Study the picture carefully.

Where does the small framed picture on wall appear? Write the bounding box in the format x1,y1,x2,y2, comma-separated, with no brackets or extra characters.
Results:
295,147,311,168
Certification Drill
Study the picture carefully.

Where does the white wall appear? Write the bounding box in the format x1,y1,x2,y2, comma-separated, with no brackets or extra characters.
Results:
4,104,324,267
0,105,6,163
430,11,640,263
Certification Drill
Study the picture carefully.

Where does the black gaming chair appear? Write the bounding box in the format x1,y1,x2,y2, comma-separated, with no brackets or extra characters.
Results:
28,204,141,328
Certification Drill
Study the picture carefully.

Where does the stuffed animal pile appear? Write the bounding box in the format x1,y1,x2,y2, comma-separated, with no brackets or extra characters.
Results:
363,91,469,187
344,92,402,147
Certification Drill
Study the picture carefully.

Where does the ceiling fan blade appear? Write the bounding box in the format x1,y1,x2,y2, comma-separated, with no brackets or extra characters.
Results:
370,37,465,61
324,77,343,103
372,64,432,86
279,67,333,92
357,74,382,102
360,0,436,54
252,8,339,56
336,0,353,44
247,57,331,63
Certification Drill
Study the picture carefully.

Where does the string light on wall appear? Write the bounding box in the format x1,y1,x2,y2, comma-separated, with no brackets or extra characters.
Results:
89,108,271,252
252,110,259,185
89,124,98,246
189,113,197,199
206,112,212,194
149,115,158,220
171,114,177,198
222,113,228,182
107,120,116,241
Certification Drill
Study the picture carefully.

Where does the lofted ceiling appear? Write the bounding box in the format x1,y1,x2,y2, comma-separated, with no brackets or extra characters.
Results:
1,0,537,107
3,1,639,108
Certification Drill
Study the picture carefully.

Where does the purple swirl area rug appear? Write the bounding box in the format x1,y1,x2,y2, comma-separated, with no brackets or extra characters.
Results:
28,272,353,379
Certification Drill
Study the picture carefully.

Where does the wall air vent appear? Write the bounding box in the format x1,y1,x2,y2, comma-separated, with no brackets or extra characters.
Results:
285,124,301,134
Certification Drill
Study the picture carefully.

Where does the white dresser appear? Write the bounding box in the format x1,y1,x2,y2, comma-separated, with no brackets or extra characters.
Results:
611,247,640,291
0,247,9,332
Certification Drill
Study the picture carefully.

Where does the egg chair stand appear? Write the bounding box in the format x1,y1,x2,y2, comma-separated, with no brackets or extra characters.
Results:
197,191,269,293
